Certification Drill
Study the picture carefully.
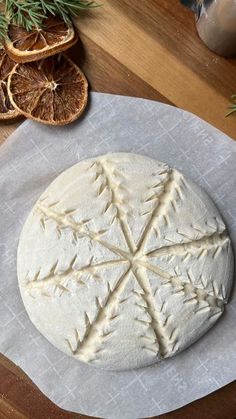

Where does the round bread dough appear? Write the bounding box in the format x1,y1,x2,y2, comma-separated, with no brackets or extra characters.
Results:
17,153,234,370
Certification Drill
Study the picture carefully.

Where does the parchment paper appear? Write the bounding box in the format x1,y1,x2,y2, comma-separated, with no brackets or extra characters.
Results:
0,93,236,419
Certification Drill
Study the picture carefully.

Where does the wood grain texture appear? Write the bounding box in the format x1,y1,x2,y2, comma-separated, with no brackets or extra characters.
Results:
74,0,236,139
0,0,236,417
0,118,23,145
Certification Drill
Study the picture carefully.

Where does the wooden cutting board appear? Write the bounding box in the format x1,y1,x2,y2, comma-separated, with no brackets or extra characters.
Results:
1,1,236,418
73,0,236,139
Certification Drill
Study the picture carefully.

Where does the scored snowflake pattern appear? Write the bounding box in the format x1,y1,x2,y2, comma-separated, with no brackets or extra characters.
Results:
20,155,232,368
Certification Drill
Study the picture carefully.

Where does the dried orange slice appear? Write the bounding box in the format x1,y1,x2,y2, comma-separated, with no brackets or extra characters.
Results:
7,54,88,125
5,15,78,63
0,48,20,120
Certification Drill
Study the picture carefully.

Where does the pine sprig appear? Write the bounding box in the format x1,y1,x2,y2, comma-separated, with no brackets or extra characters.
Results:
39,0,98,24
5,1,45,31
0,0,97,40
226,95,236,117
0,11,7,41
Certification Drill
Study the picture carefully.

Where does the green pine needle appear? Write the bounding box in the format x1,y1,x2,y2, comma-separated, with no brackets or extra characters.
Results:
226,95,236,117
6,1,45,30
40,0,98,24
0,0,97,39
0,11,8,41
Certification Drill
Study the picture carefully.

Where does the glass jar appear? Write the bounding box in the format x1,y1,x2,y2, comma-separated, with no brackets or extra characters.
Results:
182,0,236,56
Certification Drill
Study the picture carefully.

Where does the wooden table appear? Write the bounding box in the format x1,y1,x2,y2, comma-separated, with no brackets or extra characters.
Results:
1,1,236,418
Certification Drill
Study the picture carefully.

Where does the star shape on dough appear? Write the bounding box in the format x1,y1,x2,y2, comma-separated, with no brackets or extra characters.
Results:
24,159,229,360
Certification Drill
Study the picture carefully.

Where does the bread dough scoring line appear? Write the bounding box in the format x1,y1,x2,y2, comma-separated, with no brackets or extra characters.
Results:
24,160,227,360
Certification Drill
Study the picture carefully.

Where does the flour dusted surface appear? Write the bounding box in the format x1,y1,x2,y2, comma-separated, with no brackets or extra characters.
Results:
17,153,234,370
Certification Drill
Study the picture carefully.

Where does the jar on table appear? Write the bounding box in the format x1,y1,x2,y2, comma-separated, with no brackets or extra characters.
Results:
181,0,236,57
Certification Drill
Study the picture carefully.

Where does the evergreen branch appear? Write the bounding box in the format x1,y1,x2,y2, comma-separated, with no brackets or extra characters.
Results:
6,0,45,30
0,0,98,38
40,0,98,23
0,11,8,41
226,95,236,117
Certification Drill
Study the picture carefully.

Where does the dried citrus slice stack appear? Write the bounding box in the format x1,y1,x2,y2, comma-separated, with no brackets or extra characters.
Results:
7,54,88,125
3,13,88,125
0,48,20,120
5,15,77,63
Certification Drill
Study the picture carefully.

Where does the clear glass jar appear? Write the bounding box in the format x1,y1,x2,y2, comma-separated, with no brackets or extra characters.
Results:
182,0,236,56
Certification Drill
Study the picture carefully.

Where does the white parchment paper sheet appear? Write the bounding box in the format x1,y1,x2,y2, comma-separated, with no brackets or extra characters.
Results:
0,93,236,419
